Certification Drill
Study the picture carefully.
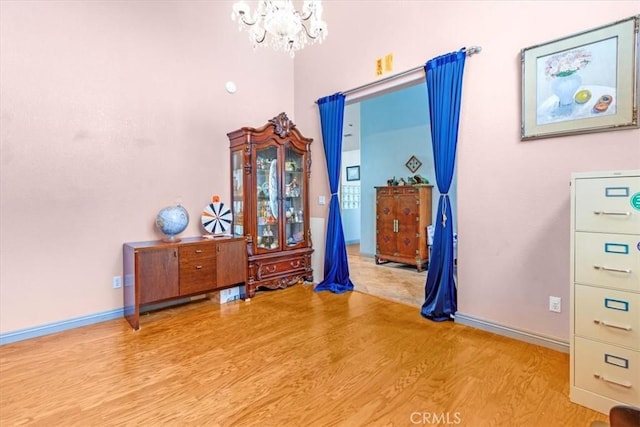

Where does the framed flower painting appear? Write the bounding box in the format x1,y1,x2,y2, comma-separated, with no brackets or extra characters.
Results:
521,15,639,140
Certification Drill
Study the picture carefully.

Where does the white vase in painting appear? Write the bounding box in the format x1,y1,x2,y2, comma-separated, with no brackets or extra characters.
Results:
552,73,582,107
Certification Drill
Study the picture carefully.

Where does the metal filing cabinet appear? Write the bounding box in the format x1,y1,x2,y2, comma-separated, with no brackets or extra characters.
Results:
570,170,640,414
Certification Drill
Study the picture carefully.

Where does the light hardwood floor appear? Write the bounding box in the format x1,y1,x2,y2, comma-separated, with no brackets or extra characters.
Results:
0,280,607,426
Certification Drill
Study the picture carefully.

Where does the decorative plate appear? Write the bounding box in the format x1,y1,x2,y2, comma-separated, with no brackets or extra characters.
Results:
268,159,278,219
405,155,422,173
201,201,232,234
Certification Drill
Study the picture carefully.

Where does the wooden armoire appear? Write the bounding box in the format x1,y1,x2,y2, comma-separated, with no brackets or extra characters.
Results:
375,185,433,272
227,113,314,298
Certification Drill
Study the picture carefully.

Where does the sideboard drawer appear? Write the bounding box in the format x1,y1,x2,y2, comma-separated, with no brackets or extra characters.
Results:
574,232,640,292
179,242,216,295
179,242,216,262
574,337,640,407
575,285,640,350
574,176,640,234
179,258,216,295
257,255,309,280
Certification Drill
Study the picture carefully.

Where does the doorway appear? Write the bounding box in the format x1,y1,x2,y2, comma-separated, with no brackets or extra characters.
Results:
340,82,458,258
340,82,459,307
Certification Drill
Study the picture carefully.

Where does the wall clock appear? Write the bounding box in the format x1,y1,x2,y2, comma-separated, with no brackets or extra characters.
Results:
405,155,422,173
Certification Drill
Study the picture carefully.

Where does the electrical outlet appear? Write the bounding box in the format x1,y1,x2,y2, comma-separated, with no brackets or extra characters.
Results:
112,276,122,289
549,296,561,313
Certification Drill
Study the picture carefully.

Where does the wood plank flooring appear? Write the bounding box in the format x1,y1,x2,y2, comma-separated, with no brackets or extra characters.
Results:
0,283,607,426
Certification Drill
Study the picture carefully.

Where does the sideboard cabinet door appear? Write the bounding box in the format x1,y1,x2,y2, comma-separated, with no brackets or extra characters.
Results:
138,248,179,305
217,239,247,288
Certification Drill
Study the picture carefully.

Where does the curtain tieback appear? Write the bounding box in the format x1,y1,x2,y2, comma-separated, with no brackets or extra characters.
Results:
440,193,449,227
331,192,339,196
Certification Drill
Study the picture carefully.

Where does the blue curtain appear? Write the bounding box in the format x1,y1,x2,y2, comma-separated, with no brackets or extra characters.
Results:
421,50,466,321
315,93,354,293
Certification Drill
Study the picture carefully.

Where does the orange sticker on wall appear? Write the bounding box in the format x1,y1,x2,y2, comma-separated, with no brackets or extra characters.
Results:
385,54,393,72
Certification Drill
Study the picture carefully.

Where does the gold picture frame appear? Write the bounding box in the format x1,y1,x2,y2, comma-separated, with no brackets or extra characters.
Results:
521,15,639,140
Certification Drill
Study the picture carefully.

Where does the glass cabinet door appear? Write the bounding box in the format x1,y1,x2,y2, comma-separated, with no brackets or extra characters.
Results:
255,145,279,251
231,149,244,237
284,144,305,247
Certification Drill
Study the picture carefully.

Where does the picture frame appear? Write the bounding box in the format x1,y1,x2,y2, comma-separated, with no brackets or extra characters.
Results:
346,165,360,181
521,15,639,140
405,155,422,173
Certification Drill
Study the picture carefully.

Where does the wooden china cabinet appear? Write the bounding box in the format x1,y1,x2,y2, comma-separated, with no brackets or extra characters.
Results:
227,112,314,298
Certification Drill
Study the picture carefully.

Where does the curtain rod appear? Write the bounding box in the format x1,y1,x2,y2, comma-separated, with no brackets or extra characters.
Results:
341,45,482,97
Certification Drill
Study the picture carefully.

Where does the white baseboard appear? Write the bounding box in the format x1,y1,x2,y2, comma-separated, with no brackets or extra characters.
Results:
454,312,569,353
0,308,124,346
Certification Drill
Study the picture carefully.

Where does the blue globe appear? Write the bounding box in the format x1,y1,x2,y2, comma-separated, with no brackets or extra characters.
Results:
156,205,189,241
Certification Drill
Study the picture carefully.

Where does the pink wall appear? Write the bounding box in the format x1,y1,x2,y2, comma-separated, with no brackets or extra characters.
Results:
1,1,638,342
294,1,640,341
0,1,294,332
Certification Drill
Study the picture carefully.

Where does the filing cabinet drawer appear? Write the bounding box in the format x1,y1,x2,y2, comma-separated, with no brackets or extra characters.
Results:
574,232,640,292
574,175,640,234
575,284,640,350
574,337,640,407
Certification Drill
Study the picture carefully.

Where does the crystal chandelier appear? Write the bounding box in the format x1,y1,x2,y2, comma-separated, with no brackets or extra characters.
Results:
231,1,328,57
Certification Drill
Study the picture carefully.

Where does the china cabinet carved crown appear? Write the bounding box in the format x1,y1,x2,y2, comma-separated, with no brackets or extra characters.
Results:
228,113,314,298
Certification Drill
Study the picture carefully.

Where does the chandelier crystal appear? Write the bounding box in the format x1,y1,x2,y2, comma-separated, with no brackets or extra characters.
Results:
231,1,328,57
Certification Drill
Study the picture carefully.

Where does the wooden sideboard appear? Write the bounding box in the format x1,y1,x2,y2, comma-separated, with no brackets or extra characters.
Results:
123,236,246,330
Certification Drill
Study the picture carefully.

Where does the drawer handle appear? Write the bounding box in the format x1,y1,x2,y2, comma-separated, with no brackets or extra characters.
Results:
593,210,631,216
195,249,203,253
265,265,277,273
195,265,203,270
593,319,632,331
593,373,632,388
290,260,301,268
593,265,632,274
